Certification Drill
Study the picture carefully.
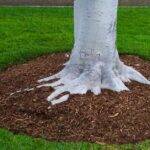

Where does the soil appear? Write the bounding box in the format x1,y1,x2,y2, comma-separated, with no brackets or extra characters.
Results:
0,53,150,144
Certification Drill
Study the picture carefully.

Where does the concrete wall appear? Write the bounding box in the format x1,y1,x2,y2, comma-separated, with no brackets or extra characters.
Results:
0,0,150,6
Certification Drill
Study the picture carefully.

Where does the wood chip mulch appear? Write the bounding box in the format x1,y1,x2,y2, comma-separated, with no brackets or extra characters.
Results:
0,53,150,144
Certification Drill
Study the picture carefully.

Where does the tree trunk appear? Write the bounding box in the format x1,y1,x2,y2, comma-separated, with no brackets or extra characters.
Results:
38,0,150,105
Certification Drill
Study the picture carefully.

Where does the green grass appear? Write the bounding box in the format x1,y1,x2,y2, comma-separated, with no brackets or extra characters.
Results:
117,7,150,59
0,128,150,150
0,6,74,70
0,6,150,70
0,6,150,150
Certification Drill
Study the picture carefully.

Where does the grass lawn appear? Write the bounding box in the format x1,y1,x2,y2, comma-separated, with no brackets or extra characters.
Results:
0,128,150,150
0,6,150,70
0,6,150,150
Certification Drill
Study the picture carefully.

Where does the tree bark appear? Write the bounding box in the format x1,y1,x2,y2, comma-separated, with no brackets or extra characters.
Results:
38,0,150,105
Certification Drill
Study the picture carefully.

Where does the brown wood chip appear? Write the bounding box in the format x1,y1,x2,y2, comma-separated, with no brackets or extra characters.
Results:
0,53,150,144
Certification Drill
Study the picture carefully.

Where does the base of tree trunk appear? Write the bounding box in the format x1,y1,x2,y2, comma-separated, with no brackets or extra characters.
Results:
36,0,150,105
38,53,150,105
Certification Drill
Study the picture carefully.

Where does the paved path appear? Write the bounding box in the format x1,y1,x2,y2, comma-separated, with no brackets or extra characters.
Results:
0,0,150,6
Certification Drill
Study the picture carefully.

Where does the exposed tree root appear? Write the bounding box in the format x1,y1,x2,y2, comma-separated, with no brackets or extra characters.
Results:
9,54,150,106
37,61,150,105
9,56,150,106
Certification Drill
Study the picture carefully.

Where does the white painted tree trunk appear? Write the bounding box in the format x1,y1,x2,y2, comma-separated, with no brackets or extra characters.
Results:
38,0,150,105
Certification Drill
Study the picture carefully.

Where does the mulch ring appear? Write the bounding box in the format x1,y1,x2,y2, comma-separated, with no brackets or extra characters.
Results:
0,53,150,144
